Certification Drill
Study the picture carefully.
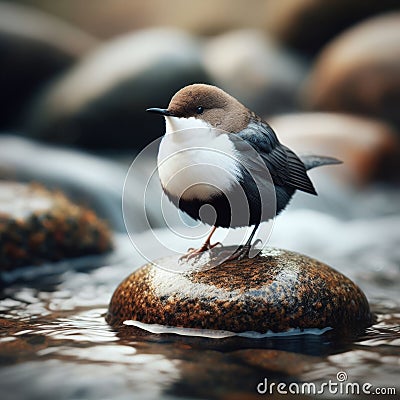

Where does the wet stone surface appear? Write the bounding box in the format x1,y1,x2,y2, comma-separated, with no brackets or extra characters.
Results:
0,182,112,270
107,247,372,334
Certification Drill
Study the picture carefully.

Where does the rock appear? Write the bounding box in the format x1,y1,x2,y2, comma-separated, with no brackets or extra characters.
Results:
0,182,112,270
265,0,400,56
203,29,306,115
303,13,400,129
0,135,141,232
13,1,270,38
269,112,400,185
107,247,372,334
26,28,209,149
0,2,98,130
0,135,181,234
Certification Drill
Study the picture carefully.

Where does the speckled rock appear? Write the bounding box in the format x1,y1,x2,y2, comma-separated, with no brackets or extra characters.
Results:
0,182,112,270
0,136,142,233
303,12,400,129
107,247,372,334
27,28,209,149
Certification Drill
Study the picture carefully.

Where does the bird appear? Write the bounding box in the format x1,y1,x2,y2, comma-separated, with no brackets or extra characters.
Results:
147,83,340,260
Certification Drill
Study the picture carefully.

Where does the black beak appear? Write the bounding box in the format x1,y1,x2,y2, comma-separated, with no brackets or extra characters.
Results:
146,108,173,116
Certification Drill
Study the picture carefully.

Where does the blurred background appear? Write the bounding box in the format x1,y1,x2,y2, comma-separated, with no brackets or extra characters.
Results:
1,0,400,230
1,2,400,399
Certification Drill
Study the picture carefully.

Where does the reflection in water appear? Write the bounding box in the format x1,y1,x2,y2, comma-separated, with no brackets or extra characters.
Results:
35,309,117,343
0,302,399,399
1,199,400,399
1,275,400,400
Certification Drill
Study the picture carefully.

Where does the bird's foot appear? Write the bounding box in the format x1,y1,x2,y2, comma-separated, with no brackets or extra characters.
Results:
224,239,262,262
224,244,251,262
179,241,222,261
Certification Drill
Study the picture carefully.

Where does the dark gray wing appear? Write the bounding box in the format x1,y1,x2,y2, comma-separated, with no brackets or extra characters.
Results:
236,118,317,195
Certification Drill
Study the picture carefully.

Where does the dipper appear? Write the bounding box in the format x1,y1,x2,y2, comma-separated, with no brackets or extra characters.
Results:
147,84,340,259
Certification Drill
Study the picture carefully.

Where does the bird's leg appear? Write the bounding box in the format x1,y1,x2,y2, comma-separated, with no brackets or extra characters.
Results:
180,226,221,260
225,224,260,261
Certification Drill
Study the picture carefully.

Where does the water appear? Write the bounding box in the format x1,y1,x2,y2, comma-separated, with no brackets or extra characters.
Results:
1,217,399,400
0,147,399,399
0,300,399,399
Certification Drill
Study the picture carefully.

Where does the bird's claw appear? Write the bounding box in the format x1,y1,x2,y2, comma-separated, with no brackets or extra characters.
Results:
224,239,263,262
179,249,203,262
224,244,251,262
179,241,223,262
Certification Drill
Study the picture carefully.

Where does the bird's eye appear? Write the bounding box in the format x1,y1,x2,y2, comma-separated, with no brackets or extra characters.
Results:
196,106,204,114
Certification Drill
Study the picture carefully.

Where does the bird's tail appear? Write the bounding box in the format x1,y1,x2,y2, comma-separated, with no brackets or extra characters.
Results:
301,155,342,171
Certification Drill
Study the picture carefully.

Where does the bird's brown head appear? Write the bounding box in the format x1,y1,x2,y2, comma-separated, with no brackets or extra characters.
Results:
147,84,250,133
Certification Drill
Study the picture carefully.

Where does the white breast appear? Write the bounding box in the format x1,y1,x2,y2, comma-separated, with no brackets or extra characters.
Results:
158,116,241,200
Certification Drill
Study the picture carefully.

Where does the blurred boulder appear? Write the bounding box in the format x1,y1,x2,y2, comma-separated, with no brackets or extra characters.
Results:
269,112,400,185
265,0,400,57
0,182,112,270
0,136,140,232
0,2,98,130
303,13,400,129
26,28,209,149
203,29,306,115
9,1,270,38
